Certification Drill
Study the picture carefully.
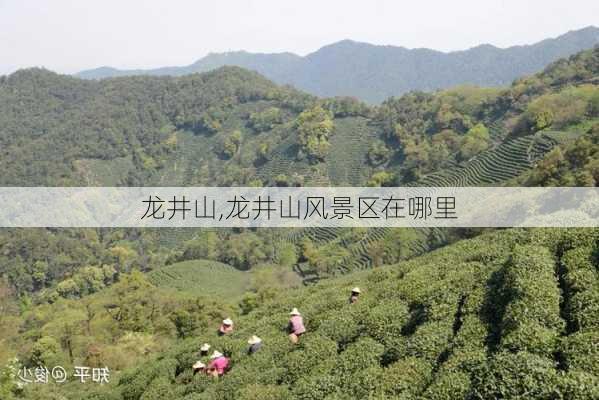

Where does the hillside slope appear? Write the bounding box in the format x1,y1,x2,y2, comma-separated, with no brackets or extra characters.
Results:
148,260,250,299
77,26,599,103
90,228,599,400
0,47,597,297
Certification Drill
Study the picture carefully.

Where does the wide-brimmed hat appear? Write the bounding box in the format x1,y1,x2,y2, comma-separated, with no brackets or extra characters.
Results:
222,318,233,325
200,343,211,352
210,351,223,359
247,335,262,345
351,287,361,294
289,308,301,316
192,361,206,369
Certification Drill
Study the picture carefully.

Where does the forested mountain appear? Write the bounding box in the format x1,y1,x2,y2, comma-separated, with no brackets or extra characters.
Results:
77,26,599,103
3,46,598,188
0,46,598,400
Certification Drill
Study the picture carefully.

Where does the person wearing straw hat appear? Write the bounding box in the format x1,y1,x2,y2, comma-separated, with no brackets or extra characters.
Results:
199,343,211,357
288,308,306,344
349,287,361,304
247,335,262,355
206,350,230,377
218,318,234,336
192,361,206,375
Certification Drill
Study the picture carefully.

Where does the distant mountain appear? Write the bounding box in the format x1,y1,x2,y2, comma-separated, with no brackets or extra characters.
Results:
77,27,599,103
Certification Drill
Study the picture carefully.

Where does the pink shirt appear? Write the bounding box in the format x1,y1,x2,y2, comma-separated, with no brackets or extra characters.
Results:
219,324,233,334
289,315,306,334
209,357,229,375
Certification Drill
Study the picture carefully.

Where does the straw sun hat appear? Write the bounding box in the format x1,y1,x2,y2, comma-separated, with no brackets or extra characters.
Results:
210,351,223,359
200,343,211,352
289,308,301,316
223,318,233,325
247,335,262,345
352,287,361,293
192,361,205,369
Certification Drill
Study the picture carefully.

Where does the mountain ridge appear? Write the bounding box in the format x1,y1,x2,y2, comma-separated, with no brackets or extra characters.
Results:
76,26,599,103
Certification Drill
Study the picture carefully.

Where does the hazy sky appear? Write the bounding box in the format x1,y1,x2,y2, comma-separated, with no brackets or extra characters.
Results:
1,0,598,74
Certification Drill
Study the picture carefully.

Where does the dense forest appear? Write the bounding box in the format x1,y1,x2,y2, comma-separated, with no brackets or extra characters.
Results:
0,46,598,399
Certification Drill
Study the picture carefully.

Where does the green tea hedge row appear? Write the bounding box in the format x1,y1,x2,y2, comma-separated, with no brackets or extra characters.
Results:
500,245,564,356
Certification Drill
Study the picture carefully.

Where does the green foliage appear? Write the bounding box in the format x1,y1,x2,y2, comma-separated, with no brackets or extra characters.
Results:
367,140,391,166
238,383,291,400
561,330,599,375
249,107,283,132
500,245,564,356
459,123,490,161
556,370,599,400
422,371,471,400
562,246,599,332
277,243,299,268
296,106,335,162
300,238,351,275
4,228,597,400
30,336,62,366
471,351,560,399
0,358,21,400
2,46,599,400
149,260,250,299
525,123,599,185
366,171,395,187
379,357,432,397
181,231,220,261
221,130,243,159
524,85,599,131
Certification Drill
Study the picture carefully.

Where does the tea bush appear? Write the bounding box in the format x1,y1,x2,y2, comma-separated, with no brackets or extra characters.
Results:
405,320,454,362
561,330,599,375
562,246,599,332
422,371,471,400
238,384,292,400
360,300,409,343
500,245,564,356
139,376,175,400
555,370,599,400
334,338,385,385
379,356,432,397
105,229,599,399
470,351,560,399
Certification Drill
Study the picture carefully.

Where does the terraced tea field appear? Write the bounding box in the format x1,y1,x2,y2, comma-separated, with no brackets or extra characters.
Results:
148,259,251,299
118,228,599,400
414,132,558,187
281,132,561,281
258,116,379,186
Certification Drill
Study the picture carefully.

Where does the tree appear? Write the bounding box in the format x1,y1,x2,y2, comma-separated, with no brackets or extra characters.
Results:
169,310,198,338
220,232,272,270
296,106,334,162
222,130,243,159
0,277,16,317
56,279,80,299
278,243,298,268
249,107,282,132
459,123,490,161
181,231,220,261
367,171,395,187
30,337,61,367
0,358,21,400
110,245,138,273
367,141,391,166
31,261,48,291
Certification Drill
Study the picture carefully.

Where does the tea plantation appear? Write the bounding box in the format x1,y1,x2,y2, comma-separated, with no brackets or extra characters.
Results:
148,260,251,299
96,228,598,400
